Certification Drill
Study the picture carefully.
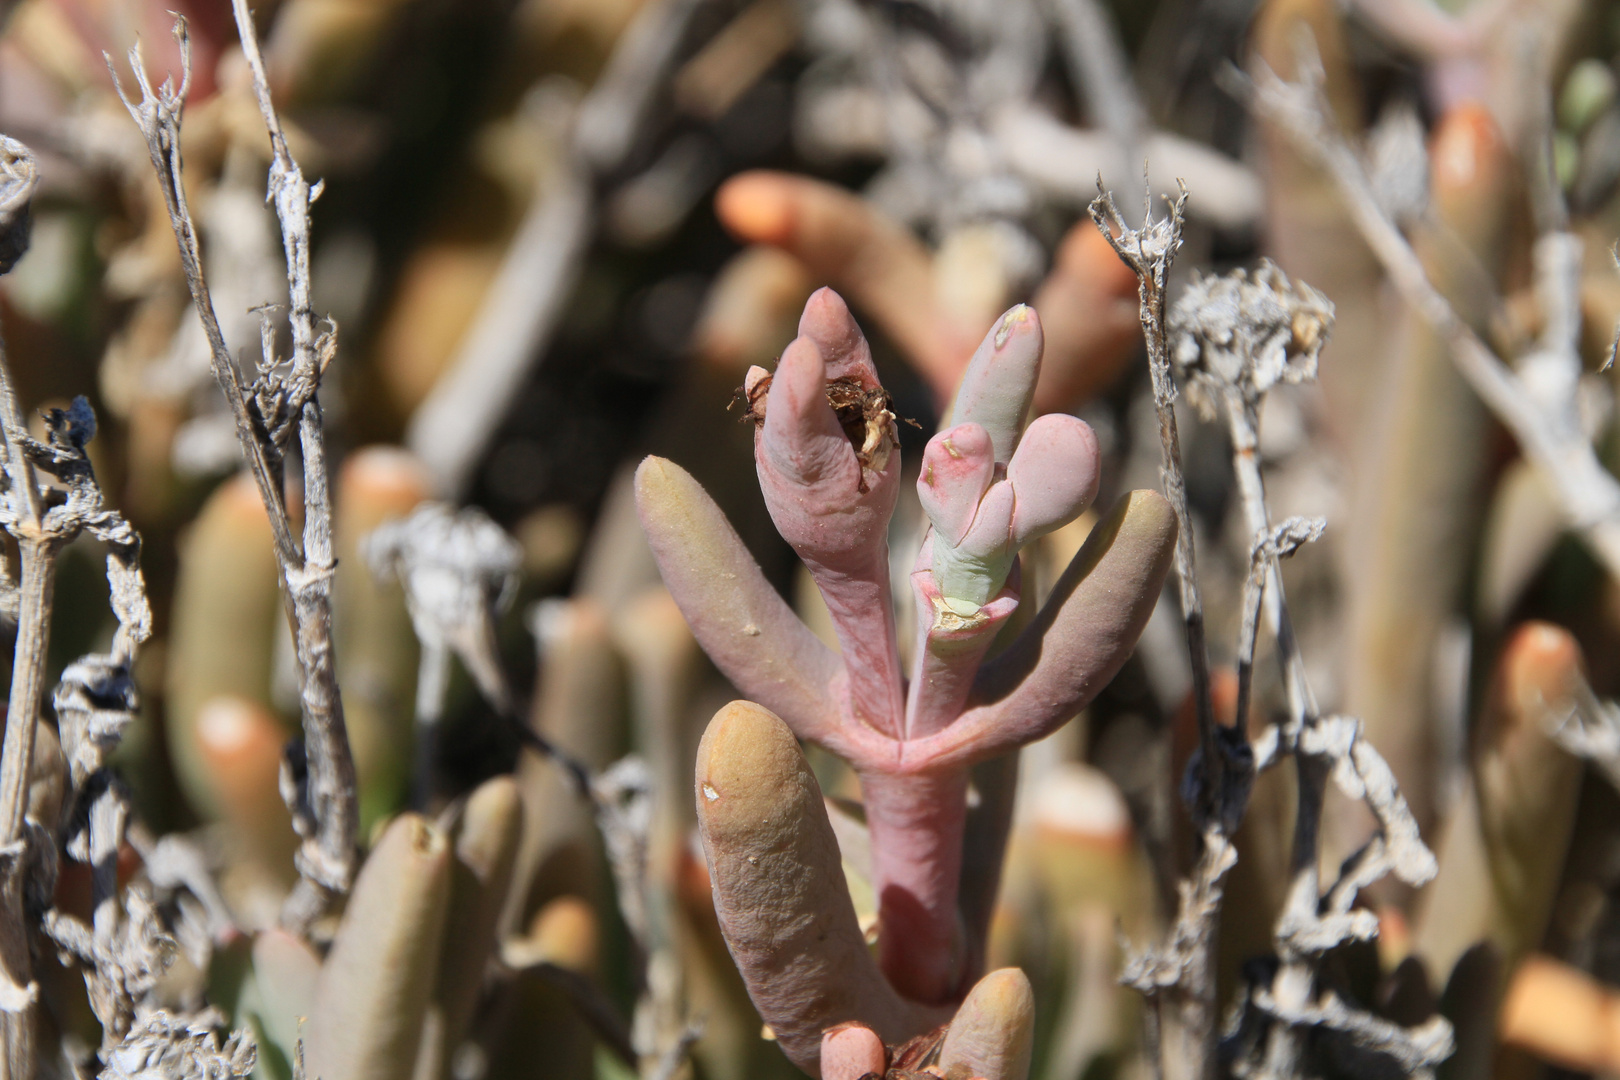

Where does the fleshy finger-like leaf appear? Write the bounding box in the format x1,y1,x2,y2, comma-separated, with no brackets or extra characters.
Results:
821,1024,887,1080
908,490,1177,769
635,456,843,746
1007,414,1100,548
939,968,1036,1080
918,424,995,547
947,306,1044,466
694,701,944,1075
305,814,452,1080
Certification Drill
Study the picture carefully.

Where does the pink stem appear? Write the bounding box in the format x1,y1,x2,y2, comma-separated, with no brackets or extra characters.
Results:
810,548,907,739
862,768,970,1004
903,567,1018,742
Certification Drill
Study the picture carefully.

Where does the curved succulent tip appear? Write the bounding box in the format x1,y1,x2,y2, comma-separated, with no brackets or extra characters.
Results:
695,701,940,1073
940,968,1036,1080
948,305,1044,466
715,170,799,246
1006,414,1100,547
821,1024,887,1080
756,289,901,554
799,287,883,388
305,813,452,1080
919,423,996,548
763,330,865,496
1499,622,1582,731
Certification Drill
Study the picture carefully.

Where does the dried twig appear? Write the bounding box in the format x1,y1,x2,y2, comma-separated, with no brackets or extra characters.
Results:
0,135,48,1080
1237,49,1620,581
1091,183,1229,1080
97,1011,255,1080
109,7,360,934
365,502,521,803
1165,259,1448,1078
1049,0,1147,202
0,137,171,1078
1107,233,1451,1077
1090,184,1215,781
407,0,715,497
1169,262,1332,735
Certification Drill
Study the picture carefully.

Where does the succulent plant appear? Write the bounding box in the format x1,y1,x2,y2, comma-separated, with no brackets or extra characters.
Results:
637,287,1176,1072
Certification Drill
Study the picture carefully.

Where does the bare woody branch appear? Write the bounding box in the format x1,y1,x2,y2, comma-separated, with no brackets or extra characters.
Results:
0,133,60,1080
1236,49,1620,582
1166,256,1448,1079
108,9,358,935
1089,184,1217,803
1090,183,1229,1080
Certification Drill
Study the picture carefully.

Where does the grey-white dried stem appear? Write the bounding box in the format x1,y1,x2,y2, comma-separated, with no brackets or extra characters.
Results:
1050,0,1146,200
107,32,301,567
646,1020,703,1080
1242,56,1620,579
1091,185,1224,1080
1089,187,1217,785
0,139,51,1080
0,436,54,854
111,11,358,932
234,0,359,925
1221,395,1321,739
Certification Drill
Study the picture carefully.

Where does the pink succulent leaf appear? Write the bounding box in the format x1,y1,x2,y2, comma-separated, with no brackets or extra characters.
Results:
917,423,995,547
800,285,885,388
760,332,867,511
903,490,1178,771
755,288,905,738
695,702,946,1075
946,305,1044,466
1006,413,1101,548
634,456,845,747
931,480,1016,610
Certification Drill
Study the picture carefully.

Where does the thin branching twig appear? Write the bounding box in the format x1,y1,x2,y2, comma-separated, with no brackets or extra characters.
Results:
1166,257,1448,1079
0,133,50,1080
109,8,359,935
1092,182,1230,1080
1235,46,1620,581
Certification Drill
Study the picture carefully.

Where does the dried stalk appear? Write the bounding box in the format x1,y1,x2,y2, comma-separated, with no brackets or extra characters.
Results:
1089,185,1215,789
365,502,522,804
109,9,358,934
1090,185,1226,1080
0,134,65,1080
1102,212,1452,1077
1049,0,1147,201
1165,259,1449,1078
1237,49,1620,581
407,0,714,497
0,135,234,1073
